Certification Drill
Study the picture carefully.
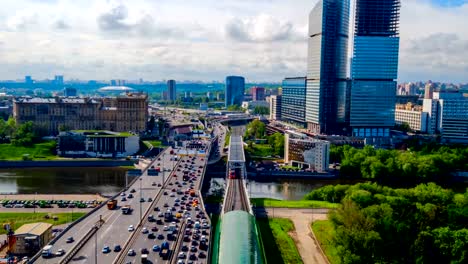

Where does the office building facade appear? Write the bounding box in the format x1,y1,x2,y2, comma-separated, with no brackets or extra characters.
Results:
281,77,307,127
284,130,330,172
269,95,282,120
167,80,176,101
251,87,265,101
350,0,401,138
225,76,245,107
13,94,148,135
306,0,350,135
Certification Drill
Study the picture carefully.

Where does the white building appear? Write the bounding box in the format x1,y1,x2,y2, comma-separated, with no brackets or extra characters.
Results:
423,91,468,143
284,130,330,172
269,95,282,120
395,104,428,132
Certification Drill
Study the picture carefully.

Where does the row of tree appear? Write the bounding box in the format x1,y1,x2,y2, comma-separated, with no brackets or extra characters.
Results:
330,144,468,185
244,120,285,157
0,117,40,146
307,182,468,263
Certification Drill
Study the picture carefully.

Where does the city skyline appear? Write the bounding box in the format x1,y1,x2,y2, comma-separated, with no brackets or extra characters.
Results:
0,0,467,82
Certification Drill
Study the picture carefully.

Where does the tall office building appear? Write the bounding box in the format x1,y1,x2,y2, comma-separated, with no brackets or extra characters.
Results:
306,0,350,135
269,95,282,120
54,75,64,85
167,80,176,101
25,76,33,84
225,76,245,107
281,77,307,127
350,0,401,138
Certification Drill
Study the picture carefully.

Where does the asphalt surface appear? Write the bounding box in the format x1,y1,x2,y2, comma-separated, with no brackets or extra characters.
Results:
34,147,177,264
120,154,211,264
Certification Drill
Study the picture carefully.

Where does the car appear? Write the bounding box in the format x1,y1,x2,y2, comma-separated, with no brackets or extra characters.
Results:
152,182,157,186
181,245,189,252
114,245,121,252
158,183,162,187
128,225,135,232
183,235,190,242
189,253,197,260
127,194,133,199
151,226,159,232
148,233,156,239
163,203,169,207
121,197,127,202
163,226,169,231
170,193,176,197
102,246,111,253
157,234,164,240
140,248,149,254
127,249,136,256
66,236,74,243
163,191,168,195
154,206,160,211
130,188,136,193
148,197,153,202
178,252,186,259
120,192,126,196
190,246,197,252
140,198,145,202
198,251,206,258
55,249,65,256
152,245,161,252
142,227,149,234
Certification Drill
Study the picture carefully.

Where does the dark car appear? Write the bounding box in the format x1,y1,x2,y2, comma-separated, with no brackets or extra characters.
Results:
151,226,159,232
114,245,121,252
157,234,164,240
189,253,197,260
148,233,156,239
130,188,136,193
154,206,160,211
66,237,74,243
181,245,189,252
198,252,206,258
140,248,149,254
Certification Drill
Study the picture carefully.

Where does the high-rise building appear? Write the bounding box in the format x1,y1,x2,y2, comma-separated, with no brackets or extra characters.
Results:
424,81,435,99
25,76,33,84
269,95,282,120
167,80,176,101
350,0,401,138
251,87,265,101
281,77,307,127
63,87,77,97
306,0,350,135
54,75,64,85
225,76,245,107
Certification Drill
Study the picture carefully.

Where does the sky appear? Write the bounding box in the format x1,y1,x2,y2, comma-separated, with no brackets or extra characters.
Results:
0,0,467,83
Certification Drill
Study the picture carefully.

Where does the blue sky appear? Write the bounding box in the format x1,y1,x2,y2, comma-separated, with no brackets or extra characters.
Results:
0,0,467,83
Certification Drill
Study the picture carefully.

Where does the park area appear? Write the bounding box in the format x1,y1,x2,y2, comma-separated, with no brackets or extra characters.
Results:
0,212,85,234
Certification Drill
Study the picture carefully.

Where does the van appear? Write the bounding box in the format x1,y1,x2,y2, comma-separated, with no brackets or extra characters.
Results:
42,245,53,258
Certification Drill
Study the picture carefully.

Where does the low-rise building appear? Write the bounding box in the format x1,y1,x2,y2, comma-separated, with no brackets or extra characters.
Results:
12,223,52,255
395,103,427,132
284,130,330,172
58,130,139,158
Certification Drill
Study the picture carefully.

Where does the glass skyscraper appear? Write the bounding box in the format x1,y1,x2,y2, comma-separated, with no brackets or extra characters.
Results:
167,80,176,101
350,0,401,138
306,0,350,135
225,76,245,107
281,77,307,127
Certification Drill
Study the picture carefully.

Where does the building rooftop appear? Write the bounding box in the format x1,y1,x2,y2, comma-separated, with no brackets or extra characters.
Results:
228,136,245,162
15,222,52,236
98,86,135,92
71,130,133,137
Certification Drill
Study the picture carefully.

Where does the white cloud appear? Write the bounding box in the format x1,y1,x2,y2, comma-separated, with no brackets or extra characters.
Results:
0,0,466,82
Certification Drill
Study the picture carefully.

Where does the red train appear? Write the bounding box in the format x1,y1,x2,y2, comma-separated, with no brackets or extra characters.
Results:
228,169,236,179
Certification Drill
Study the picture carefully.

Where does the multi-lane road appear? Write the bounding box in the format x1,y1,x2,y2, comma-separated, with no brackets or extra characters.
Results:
34,147,177,264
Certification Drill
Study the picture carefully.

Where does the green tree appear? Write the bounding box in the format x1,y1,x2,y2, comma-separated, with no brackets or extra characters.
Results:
252,106,270,115
244,120,266,140
11,121,36,146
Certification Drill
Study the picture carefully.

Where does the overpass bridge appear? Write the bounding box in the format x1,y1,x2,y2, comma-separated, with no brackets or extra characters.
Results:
213,136,264,264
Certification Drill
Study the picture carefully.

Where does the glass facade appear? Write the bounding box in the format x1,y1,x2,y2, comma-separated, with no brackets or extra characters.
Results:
281,77,306,127
305,0,350,135
167,80,176,101
225,76,245,107
350,0,400,137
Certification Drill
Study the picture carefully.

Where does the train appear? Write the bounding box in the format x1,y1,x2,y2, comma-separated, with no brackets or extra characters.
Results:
228,169,236,179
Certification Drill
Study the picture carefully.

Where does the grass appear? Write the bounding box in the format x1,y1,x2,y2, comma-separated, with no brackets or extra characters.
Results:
224,132,231,147
0,141,58,161
119,165,136,169
0,212,86,234
257,218,303,264
246,144,273,157
252,198,339,209
148,140,163,147
312,220,340,264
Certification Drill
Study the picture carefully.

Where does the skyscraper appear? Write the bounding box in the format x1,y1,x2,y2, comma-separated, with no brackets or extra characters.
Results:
225,76,245,107
251,87,265,101
281,77,307,127
306,0,350,135
350,0,401,138
167,80,176,101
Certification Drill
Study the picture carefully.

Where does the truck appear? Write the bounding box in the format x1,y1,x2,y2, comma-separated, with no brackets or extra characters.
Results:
159,241,170,259
121,205,132,214
107,199,117,210
41,245,53,258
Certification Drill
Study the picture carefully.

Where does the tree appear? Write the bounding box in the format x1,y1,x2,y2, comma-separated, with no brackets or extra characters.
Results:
252,106,269,115
267,132,284,156
227,104,242,111
244,120,266,140
11,121,36,146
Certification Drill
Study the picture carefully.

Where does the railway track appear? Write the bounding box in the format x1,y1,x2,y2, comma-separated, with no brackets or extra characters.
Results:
224,179,249,213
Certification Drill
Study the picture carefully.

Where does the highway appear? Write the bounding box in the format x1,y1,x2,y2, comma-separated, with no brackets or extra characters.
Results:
34,147,177,264
118,154,211,264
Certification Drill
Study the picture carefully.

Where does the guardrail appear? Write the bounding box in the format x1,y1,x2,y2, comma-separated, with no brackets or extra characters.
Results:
169,221,187,264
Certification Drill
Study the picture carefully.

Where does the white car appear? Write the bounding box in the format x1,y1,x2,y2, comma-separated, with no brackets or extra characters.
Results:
55,249,65,256
142,227,148,234
128,225,135,232
163,226,169,231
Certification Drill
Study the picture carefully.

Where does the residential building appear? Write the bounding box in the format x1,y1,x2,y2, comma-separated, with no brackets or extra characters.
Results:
13,92,148,135
424,81,435,99
12,223,52,255
251,87,265,101
306,0,350,135
167,80,176,101
281,77,307,127
225,76,245,107
395,103,427,132
423,91,468,143
284,130,330,172
58,130,139,158
269,95,282,120
350,0,401,138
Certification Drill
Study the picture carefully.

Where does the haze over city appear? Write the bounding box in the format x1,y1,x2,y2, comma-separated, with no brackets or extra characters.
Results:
0,0,467,82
